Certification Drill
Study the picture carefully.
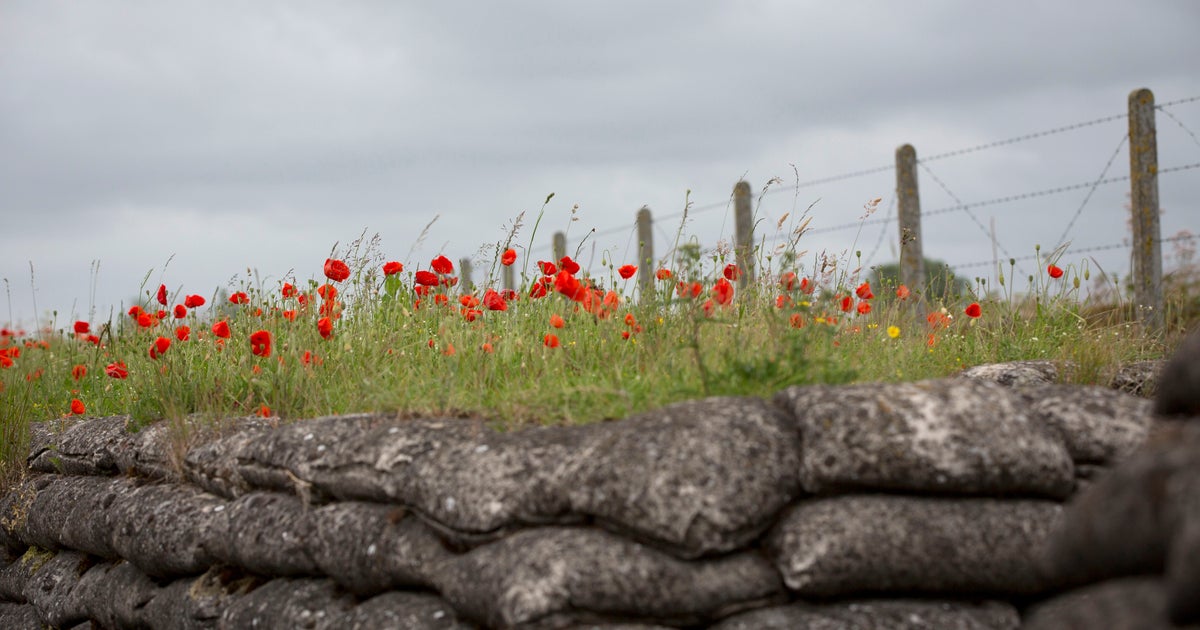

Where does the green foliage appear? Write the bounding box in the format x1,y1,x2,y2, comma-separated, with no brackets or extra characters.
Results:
872,258,969,301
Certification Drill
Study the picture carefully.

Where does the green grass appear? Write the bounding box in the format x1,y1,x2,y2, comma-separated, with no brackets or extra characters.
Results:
2,218,1196,494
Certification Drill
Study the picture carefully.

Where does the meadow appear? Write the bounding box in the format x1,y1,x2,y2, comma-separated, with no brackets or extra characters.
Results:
2,203,1196,493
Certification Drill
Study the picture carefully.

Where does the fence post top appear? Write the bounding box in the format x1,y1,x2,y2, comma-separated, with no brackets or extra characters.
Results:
732,181,752,195
1129,87,1154,104
637,206,652,217
896,144,916,159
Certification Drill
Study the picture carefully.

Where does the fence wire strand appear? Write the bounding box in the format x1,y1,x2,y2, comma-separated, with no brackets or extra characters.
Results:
1053,134,1129,248
918,161,1025,274
951,233,1196,271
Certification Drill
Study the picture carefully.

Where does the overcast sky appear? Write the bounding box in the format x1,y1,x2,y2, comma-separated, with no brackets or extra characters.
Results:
3,2,1199,328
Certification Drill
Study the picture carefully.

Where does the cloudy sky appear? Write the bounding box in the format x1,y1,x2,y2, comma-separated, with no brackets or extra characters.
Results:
3,1,1199,328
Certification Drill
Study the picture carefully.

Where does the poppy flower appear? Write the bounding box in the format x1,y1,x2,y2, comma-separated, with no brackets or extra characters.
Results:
775,295,790,309
789,313,805,329
856,300,871,315
104,361,128,379
538,260,558,276
623,313,637,327
324,258,351,282
317,284,337,300
550,314,565,329
430,255,454,275
702,299,716,317
175,326,191,341
896,285,911,300
184,294,206,308
282,283,298,298
780,272,798,291
461,308,482,322
655,268,672,280
156,284,168,306
212,321,231,339
459,295,481,308
559,256,581,274
543,333,560,348
70,398,85,415
554,271,585,301
149,336,170,359
712,278,734,306
800,277,815,295
173,305,187,319
229,292,249,305
500,289,518,302
128,305,144,319
258,405,272,418
501,249,517,266
73,321,90,334
441,276,459,287
839,295,853,312
85,335,100,345
723,264,742,281
71,364,87,381
481,342,494,353
855,282,874,300
1047,264,1064,279
618,265,637,279
432,294,449,306
249,330,272,358
964,302,982,318
926,311,952,329
382,261,404,276
529,278,549,299
317,317,333,339
482,289,507,311
137,312,156,328
282,310,297,321
415,270,439,286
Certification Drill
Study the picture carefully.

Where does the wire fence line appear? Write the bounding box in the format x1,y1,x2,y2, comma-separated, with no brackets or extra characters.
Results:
950,233,1197,272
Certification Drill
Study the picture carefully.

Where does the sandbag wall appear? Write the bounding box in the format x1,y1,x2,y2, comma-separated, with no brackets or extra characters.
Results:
0,366,1159,629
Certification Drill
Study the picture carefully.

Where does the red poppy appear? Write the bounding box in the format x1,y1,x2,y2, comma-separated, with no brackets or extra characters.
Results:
71,364,87,381
723,263,742,281
212,321,231,339
623,313,636,327
317,284,337,300
382,261,403,276
324,258,351,282
461,308,482,322
537,260,558,276
249,330,272,358
137,312,156,329
800,277,815,295
73,321,90,334
317,317,333,339
173,304,187,319
501,249,517,266
655,268,672,280
156,309,168,321
775,295,790,309
543,333,560,348
282,310,296,321
105,361,128,379
70,398,85,415
618,264,637,279
229,292,249,305
184,294,206,308
85,335,100,345
500,289,518,302
172,325,190,342
896,285,911,300
529,278,549,299
712,278,734,306
780,272,798,291
964,302,982,318
1047,264,1064,279
282,283,298,298
441,276,459,288
856,300,871,315
550,314,565,328
415,270,439,286
432,294,449,306
430,255,454,275
554,271,585,301
156,284,168,306
927,311,951,329
258,405,272,418
855,282,874,300
128,305,144,319
789,313,805,329
559,256,581,274
840,295,853,312
149,336,170,359
483,288,508,311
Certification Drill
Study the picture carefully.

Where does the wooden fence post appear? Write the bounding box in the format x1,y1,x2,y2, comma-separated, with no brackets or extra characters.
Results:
503,264,515,291
733,181,755,288
896,144,925,308
553,232,566,263
636,206,654,293
1128,87,1164,334
458,257,474,293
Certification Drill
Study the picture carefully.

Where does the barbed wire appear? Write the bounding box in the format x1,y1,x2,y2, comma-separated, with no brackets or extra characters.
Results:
918,161,1024,274
1158,106,1200,151
1053,134,1128,248
951,233,1197,271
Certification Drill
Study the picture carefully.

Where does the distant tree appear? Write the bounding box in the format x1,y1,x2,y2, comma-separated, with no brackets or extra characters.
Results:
871,258,968,301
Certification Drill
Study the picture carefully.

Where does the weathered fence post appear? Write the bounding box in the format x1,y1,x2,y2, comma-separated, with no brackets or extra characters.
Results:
896,144,925,308
459,257,474,293
636,206,654,293
553,232,566,263
503,263,515,291
1128,87,1164,334
733,181,755,288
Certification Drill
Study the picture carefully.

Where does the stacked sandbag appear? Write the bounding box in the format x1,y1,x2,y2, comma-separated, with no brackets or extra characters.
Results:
1024,328,1200,629
0,362,1164,628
